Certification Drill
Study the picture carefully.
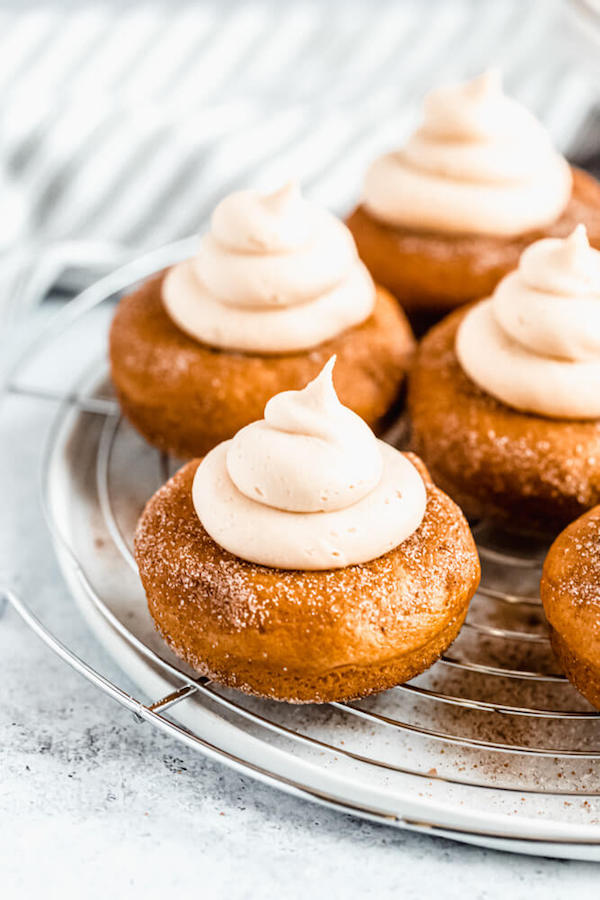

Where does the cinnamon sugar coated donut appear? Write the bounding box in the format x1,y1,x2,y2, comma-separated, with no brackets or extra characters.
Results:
408,307,600,534
347,168,600,333
109,271,414,459
541,507,600,710
134,454,480,703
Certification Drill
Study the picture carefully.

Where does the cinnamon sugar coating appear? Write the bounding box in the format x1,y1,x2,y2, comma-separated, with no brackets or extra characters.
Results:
541,507,600,709
408,307,600,534
134,454,480,703
109,271,414,459
347,167,600,334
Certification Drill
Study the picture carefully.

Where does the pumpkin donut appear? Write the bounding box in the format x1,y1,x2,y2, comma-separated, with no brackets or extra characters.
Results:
109,182,414,459
541,507,600,710
347,167,600,334
135,363,480,703
346,71,600,334
110,272,413,459
408,227,600,534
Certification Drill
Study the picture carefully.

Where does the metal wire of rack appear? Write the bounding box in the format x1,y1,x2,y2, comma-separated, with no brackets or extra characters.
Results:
3,243,600,858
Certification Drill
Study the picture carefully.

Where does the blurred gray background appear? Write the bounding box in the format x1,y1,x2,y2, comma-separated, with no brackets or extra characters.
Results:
0,0,598,319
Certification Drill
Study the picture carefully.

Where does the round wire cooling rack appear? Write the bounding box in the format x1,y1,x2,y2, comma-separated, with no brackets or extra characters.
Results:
2,241,600,861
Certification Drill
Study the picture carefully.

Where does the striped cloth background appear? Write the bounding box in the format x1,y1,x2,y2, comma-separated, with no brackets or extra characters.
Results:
0,0,598,317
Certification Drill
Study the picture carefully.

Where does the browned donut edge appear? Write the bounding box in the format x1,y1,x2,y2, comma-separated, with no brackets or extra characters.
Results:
541,507,600,709
109,271,415,459
408,306,600,535
347,166,600,333
134,454,480,703
549,628,600,711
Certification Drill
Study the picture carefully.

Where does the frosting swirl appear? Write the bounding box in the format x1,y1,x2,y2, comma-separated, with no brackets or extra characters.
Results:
362,70,572,237
456,226,600,419
193,358,427,570
163,182,375,353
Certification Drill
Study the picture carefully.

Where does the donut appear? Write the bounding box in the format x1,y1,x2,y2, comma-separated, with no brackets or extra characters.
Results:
134,453,480,703
347,167,600,334
109,272,414,459
408,306,600,534
541,506,600,709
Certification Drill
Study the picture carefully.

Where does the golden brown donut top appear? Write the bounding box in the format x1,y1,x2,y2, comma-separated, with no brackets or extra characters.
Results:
542,507,600,669
134,454,480,673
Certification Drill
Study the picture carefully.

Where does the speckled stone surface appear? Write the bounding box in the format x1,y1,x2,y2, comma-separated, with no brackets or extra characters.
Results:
2,310,600,897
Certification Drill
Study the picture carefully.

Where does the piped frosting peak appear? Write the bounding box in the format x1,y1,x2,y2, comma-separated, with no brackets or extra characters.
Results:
193,359,427,570
362,69,572,236
457,226,600,418
227,357,383,514
162,181,375,353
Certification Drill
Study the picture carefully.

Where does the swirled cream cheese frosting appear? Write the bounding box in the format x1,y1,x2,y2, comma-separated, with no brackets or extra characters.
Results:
163,181,375,354
362,69,572,236
456,225,600,418
193,358,427,569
